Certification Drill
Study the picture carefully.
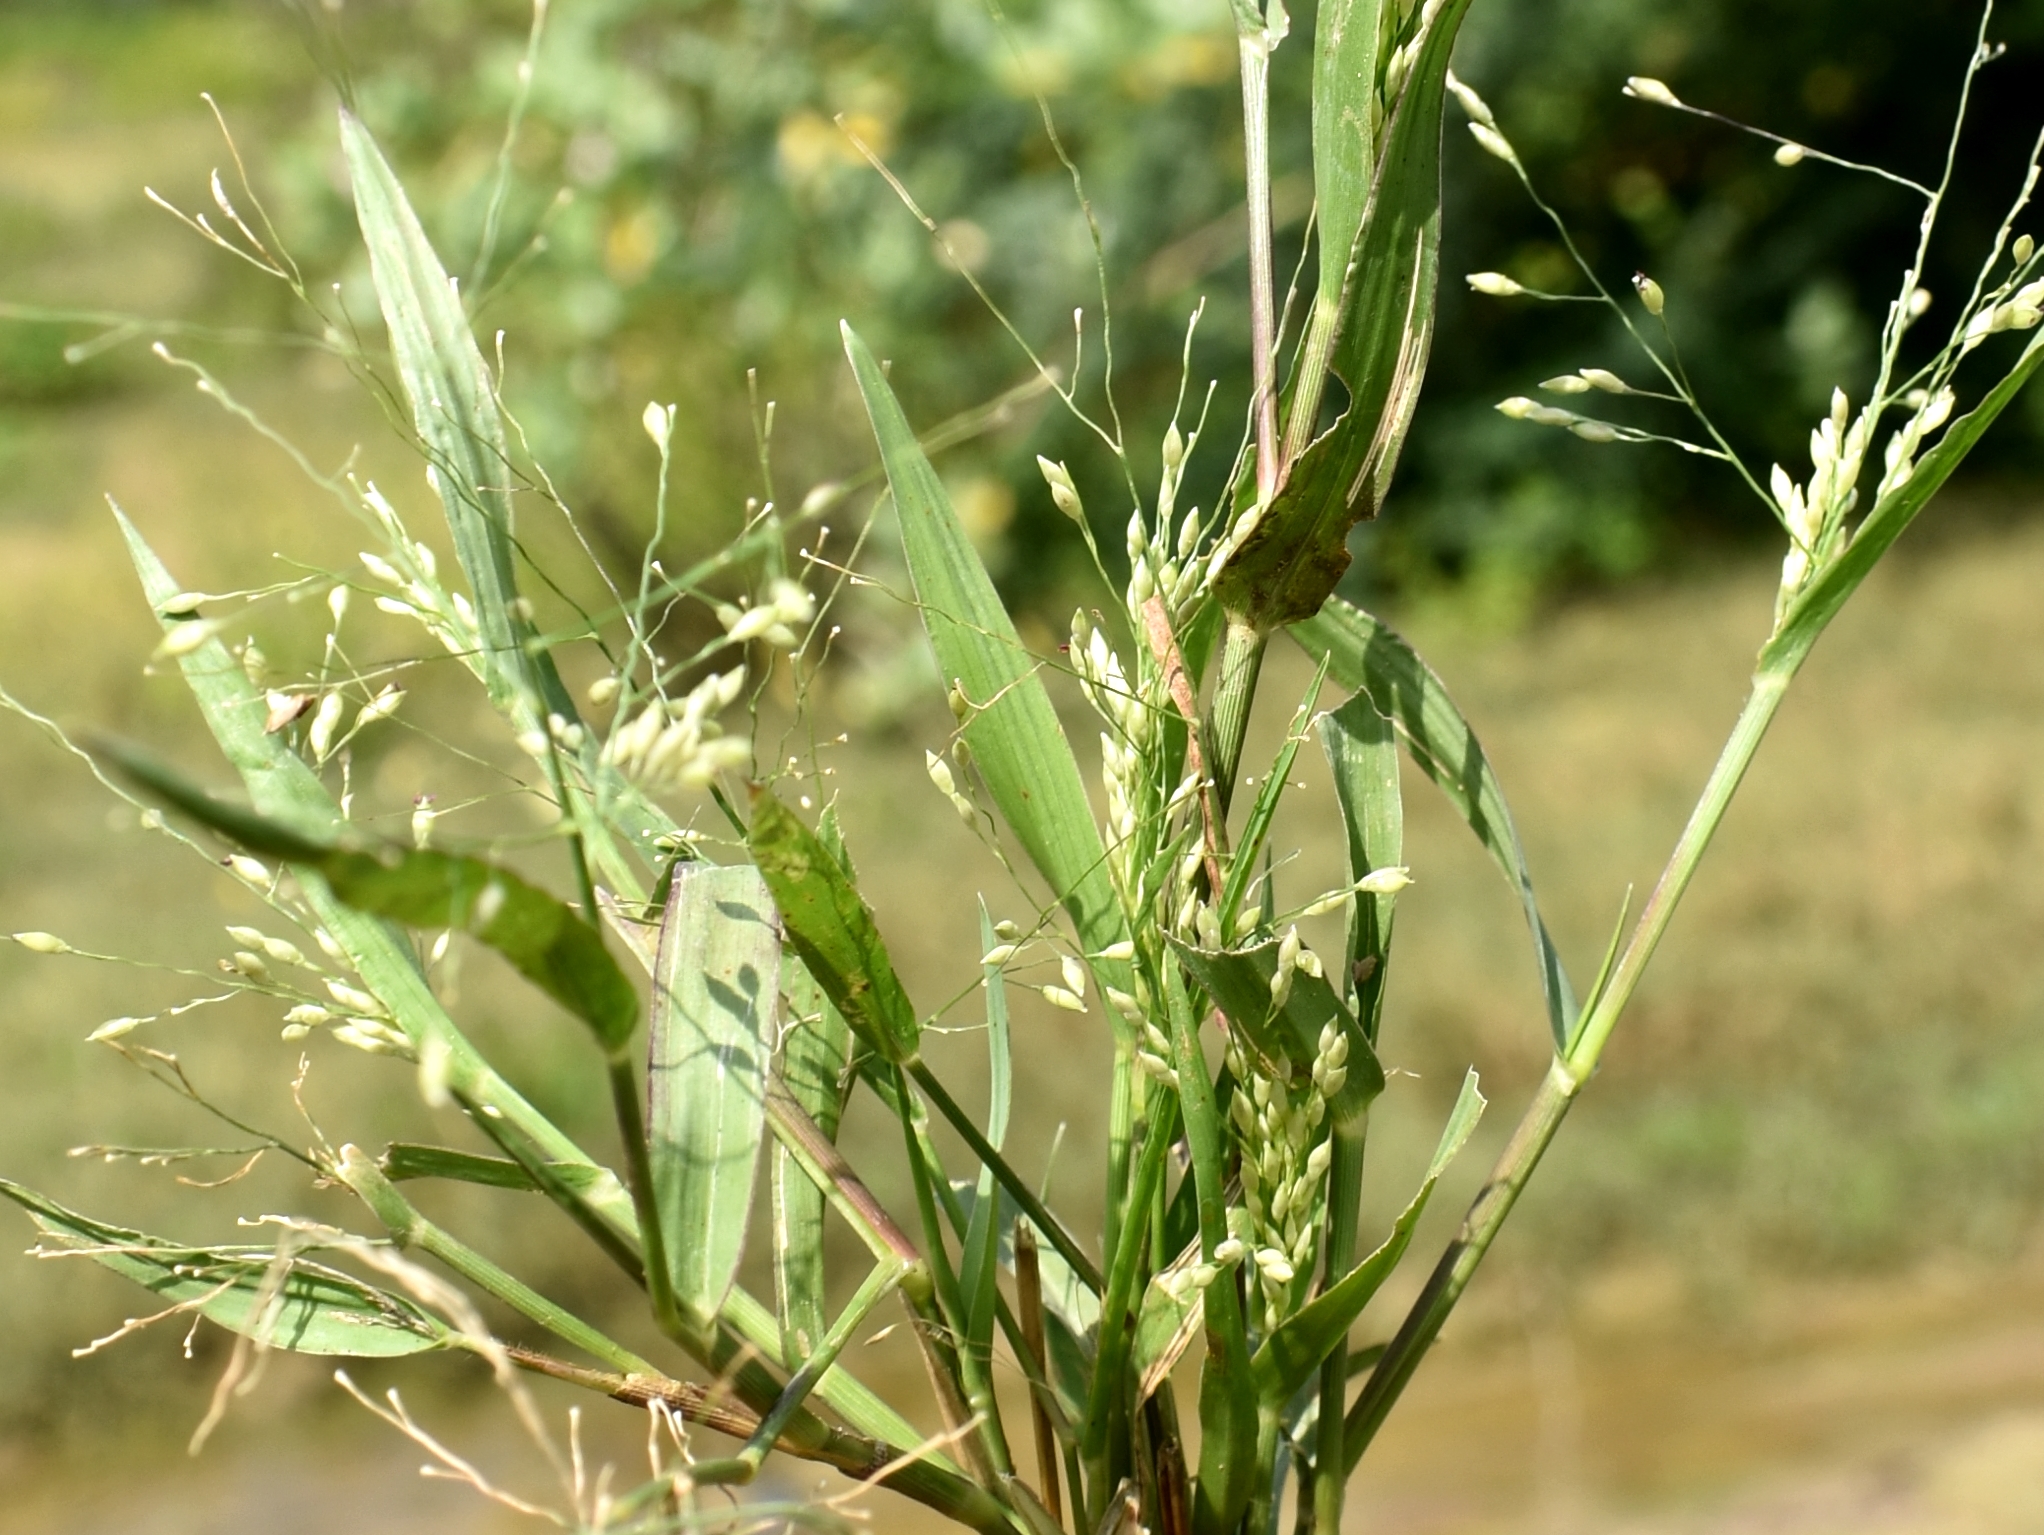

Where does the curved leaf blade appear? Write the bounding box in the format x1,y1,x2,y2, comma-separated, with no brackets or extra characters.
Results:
747,787,921,1065
339,109,574,725
840,324,1127,969
1292,596,1578,1049
97,738,639,1051
1317,688,1403,1039
1168,935,1385,1125
651,863,777,1324
0,1179,448,1359
112,512,638,1232
1216,0,1477,630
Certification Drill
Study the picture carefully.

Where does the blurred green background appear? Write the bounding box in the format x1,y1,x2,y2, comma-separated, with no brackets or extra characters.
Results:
4,1,2044,1530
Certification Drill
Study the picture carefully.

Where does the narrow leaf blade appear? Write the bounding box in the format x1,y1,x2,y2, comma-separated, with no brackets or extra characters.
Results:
1218,0,1476,629
339,110,572,723
747,788,921,1064
1168,936,1385,1124
0,1180,447,1358
1292,595,1578,1049
1312,0,1388,308
1318,689,1403,1039
840,324,1128,970
651,863,777,1323
773,952,851,1364
1765,334,2044,674
97,738,640,1052
112,512,638,1232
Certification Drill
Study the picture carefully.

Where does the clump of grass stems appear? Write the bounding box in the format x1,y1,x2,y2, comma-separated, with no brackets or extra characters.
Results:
3,2,2042,1532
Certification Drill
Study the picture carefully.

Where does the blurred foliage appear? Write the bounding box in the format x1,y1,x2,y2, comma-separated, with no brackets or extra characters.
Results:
237,0,2044,634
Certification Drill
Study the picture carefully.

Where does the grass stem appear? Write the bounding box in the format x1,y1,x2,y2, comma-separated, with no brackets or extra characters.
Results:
1344,663,1795,1470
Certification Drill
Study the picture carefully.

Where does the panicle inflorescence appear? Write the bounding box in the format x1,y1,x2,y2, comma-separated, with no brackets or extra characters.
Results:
1222,1013,1348,1331
600,667,750,793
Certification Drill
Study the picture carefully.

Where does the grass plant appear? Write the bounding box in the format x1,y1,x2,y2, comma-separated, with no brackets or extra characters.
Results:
3,2,2043,1532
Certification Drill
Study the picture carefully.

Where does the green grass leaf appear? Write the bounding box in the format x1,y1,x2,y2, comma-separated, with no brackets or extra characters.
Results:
1131,1247,1204,1406
959,903,1014,1362
1168,936,1385,1126
1292,595,1578,1050
1311,0,1390,315
1317,688,1403,1039
339,109,574,727
1218,656,1330,930
97,737,641,1053
650,862,777,1325
840,323,1128,972
0,1179,448,1358
1249,1069,1482,1406
1218,0,1476,630
380,1143,626,1204
748,787,922,1066
773,953,852,1366
113,510,637,1232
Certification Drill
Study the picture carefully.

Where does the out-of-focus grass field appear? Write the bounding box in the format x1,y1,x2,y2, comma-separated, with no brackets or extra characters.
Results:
5,8,2044,1533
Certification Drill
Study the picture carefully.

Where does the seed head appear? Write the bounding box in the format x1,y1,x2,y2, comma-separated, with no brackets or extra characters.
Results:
1571,420,1620,443
1036,456,1084,523
1580,368,1630,393
1060,954,1088,997
981,943,1018,968
588,675,620,706
2015,234,2036,266
1541,374,1593,395
357,686,405,726
1773,142,1806,167
89,1017,143,1043
1444,70,1497,130
1633,272,1666,316
642,401,675,446
1040,984,1086,1014
1466,271,1524,297
156,619,216,660
1468,122,1519,166
11,930,70,954
1253,1249,1295,1285
1623,77,1680,107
